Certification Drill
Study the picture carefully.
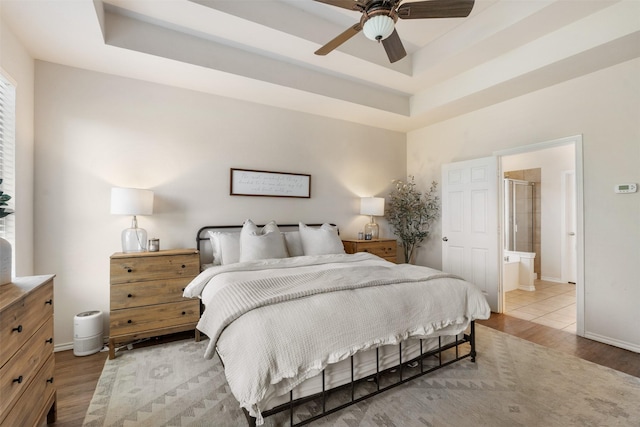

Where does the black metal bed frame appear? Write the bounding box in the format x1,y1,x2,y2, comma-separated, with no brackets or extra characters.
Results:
196,224,477,427
245,323,476,427
196,223,333,259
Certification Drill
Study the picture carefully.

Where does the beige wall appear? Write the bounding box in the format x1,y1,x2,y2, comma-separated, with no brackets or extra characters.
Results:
1,18,35,276
34,61,406,348
408,58,640,352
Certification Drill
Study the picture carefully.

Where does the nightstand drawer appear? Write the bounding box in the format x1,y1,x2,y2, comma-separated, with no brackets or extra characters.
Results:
356,241,395,258
342,239,397,263
110,253,199,284
109,300,199,337
111,277,194,309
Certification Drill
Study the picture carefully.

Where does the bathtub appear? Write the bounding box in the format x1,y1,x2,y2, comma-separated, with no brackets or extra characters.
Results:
503,251,536,291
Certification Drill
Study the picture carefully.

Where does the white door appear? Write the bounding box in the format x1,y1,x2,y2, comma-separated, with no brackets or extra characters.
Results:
562,170,577,283
442,157,500,312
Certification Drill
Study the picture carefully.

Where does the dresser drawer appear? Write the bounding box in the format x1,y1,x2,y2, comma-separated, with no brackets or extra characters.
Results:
0,317,54,417
0,353,55,427
111,277,194,309
0,280,53,368
110,300,199,337
110,253,199,285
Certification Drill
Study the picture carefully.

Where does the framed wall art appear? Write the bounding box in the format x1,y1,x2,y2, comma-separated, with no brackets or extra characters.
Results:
230,168,311,198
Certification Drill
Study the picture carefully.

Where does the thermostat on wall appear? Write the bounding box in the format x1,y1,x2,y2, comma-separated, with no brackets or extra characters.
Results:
614,183,637,193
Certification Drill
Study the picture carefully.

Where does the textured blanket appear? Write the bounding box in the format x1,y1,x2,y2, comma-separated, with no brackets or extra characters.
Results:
183,253,491,424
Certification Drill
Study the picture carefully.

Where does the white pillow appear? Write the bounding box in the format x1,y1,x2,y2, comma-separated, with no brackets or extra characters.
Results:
283,231,304,257
298,223,345,256
208,231,241,265
239,220,288,262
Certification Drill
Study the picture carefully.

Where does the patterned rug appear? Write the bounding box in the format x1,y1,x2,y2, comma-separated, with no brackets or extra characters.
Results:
83,325,640,426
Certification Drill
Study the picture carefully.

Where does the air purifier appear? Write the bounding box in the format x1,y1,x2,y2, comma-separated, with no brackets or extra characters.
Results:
73,310,103,356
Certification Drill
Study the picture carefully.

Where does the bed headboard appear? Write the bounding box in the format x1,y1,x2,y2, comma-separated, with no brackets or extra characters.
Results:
196,223,337,266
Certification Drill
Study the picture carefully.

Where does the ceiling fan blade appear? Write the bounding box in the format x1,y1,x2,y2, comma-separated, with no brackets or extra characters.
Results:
315,23,362,56
397,0,475,19
382,29,407,63
312,0,365,11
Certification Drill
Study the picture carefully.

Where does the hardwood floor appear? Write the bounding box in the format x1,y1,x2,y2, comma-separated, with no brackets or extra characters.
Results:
48,315,640,426
478,314,640,378
48,349,108,427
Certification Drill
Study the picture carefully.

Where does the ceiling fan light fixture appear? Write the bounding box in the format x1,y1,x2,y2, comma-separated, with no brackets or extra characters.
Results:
362,14,395,42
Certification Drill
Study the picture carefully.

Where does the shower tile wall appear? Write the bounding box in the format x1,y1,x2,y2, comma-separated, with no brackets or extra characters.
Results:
504,168,541,278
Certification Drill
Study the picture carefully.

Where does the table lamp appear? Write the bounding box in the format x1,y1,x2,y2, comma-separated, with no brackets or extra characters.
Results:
111,187,154,253
360,197,385,240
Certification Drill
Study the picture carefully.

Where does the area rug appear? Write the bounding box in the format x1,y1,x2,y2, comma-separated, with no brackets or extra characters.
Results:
83,325,640,426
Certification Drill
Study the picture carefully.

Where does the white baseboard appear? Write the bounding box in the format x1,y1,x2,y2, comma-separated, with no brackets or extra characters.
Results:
54,336,109,353
540,276,565,283
584,332,640,354
54,342,74,352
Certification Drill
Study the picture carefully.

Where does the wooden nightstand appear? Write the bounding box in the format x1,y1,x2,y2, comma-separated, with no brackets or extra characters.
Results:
342,239,397,263
109,249,200,359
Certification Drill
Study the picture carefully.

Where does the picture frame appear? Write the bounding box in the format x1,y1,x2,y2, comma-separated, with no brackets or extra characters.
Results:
230,168,311,198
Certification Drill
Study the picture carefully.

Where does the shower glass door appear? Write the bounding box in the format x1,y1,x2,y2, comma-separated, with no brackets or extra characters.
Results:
504,179,535,252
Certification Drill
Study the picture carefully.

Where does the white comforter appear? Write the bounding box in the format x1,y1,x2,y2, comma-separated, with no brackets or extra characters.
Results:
183,253,490,424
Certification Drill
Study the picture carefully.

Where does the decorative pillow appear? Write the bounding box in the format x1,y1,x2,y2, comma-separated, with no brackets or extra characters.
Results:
239,220,288,262
283,231,304,257
298,222,345,256
207,230,241,265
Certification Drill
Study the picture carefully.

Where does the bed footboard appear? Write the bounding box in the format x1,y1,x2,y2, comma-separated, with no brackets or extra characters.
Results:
244,321,477,426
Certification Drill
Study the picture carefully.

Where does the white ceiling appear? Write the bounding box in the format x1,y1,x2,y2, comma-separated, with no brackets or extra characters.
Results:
2,0,639,132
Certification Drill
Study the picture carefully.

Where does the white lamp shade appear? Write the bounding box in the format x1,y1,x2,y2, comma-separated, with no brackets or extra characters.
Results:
362,15,395,41
360,197,385,216
110,187,154,216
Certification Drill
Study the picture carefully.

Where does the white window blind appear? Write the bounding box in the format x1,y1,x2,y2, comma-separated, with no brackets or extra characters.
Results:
0,72,16,243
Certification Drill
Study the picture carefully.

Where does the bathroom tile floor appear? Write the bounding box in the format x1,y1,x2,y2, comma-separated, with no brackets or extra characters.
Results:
505,280,576,333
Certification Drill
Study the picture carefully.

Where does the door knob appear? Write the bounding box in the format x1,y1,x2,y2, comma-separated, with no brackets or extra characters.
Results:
442,237,448,242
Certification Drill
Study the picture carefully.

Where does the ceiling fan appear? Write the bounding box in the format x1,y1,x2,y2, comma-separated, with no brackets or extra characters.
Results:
313,0,475,63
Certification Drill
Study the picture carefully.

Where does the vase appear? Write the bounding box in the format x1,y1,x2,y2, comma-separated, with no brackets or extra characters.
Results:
0,237,12,285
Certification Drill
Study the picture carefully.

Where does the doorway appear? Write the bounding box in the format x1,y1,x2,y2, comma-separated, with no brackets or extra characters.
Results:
496,136,583,335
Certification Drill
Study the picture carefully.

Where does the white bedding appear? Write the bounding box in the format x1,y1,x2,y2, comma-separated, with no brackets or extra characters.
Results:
183,253,490,424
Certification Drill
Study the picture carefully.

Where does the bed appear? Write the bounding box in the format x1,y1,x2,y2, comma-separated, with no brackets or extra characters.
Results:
184,221,491,426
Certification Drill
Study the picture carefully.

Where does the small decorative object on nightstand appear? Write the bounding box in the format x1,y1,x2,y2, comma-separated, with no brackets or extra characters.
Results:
342,238,397,263
109,248,200,359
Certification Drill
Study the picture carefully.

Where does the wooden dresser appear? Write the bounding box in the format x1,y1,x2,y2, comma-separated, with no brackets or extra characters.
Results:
109,249,200,359
0,275,56,427
342,239,398,263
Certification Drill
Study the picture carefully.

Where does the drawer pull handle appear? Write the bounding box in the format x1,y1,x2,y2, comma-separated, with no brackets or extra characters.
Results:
182,311,186,315
12,325,23,333
46,337,53,344
47,377,54,384
127,320,132,324
13,376,23,384
127,294,133,298
45,299,53,305
181,264,186,269
127,268,133,273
